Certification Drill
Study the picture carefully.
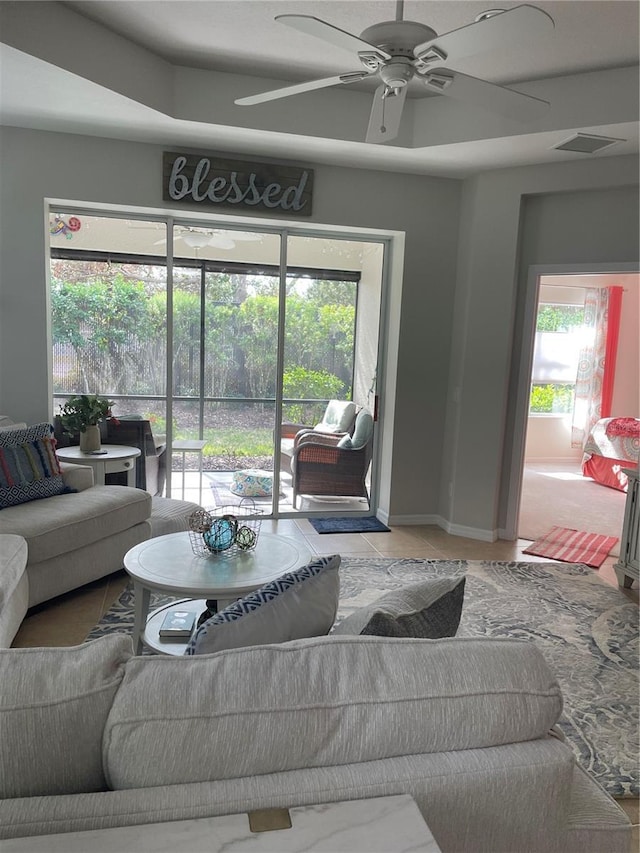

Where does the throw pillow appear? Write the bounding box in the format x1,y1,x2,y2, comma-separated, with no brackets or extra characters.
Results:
331,575,465,638
0,422,75,509
0,635,133,798
185,554,341,655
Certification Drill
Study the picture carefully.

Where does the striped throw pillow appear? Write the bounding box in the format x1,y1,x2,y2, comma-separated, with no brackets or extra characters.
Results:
0,423,75,509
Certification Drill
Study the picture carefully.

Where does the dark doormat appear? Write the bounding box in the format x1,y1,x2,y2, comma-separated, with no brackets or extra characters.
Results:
309,516,390,534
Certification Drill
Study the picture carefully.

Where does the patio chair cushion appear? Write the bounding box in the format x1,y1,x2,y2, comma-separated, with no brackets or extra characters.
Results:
185,555,341,655
313,400,356,434
331,575,465,639
337,410,374,450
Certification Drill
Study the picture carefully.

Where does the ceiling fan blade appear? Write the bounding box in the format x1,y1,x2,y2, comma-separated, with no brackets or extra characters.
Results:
276,14,391,62
235,71,370,106
366,85,407,144
424,69,550,122
414,5,554,66
207,235,236,249
217,231,262,242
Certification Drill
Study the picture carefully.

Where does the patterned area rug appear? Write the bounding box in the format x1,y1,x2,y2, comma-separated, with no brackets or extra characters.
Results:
87,558,639,798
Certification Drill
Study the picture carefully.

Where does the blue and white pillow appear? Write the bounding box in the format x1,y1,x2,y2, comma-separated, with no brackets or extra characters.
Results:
0,423,74,509
185,554,341,655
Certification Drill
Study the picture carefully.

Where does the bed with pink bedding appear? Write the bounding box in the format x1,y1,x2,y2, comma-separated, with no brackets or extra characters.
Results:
582,417,640,492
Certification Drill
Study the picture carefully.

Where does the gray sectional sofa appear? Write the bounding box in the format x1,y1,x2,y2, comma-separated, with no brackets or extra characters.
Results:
0,416,152,645
0,633,631,851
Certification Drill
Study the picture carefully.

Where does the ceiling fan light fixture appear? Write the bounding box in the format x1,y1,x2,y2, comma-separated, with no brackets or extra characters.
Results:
553,132,625,154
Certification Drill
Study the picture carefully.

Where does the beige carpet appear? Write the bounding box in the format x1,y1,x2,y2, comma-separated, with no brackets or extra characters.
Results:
518,460,626,557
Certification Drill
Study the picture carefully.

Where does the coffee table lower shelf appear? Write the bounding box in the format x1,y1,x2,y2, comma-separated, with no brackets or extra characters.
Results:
143,599,208,655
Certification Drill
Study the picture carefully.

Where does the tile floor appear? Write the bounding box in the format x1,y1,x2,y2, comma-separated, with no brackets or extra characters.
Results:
10,522,638,841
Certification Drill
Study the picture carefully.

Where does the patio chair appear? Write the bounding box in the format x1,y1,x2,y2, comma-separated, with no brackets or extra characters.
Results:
105,417,167,496
280,400,357,473
52,414,167,496
291,409,374,508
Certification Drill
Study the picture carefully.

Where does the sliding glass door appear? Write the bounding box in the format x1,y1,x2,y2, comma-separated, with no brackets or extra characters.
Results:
49,210,386,517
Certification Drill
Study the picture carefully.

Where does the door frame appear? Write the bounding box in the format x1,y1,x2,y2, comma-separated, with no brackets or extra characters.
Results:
500,260,640,541
47,200,403,519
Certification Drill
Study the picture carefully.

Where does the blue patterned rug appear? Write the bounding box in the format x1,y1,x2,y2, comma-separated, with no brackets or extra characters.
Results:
87,558,638,797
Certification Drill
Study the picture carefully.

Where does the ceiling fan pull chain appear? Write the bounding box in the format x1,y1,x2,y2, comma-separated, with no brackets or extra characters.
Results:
380,90,387,134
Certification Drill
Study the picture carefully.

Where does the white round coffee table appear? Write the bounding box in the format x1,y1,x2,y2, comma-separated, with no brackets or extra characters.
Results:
124,531,312,654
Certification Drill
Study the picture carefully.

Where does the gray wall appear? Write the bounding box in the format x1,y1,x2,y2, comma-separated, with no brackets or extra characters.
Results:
1,126,637,534
0,126,461,521
441,158,639,539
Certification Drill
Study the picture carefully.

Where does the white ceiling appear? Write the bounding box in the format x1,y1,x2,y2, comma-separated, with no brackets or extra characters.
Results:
61,1,639,84
0,0,638,177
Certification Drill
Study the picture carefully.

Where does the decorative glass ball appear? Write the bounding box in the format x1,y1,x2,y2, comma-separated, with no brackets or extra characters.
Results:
188,509,213,534
203,517,236,552
235,525,257,550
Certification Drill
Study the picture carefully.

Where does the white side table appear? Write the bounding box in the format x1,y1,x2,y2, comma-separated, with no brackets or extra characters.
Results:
0,794,441,851
172,439,207,504
55,445,140,487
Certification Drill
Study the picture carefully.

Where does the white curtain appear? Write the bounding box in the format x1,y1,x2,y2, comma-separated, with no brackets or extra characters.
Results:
571,288,608,448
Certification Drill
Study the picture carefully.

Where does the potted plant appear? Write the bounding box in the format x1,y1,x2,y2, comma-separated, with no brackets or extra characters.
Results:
58,394,118,452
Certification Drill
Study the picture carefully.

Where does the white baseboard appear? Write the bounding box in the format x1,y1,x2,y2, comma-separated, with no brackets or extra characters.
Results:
385,513,441,526
385,512,498,543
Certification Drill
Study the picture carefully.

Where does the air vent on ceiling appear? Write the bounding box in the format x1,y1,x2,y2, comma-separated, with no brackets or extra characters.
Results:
553,133,625,154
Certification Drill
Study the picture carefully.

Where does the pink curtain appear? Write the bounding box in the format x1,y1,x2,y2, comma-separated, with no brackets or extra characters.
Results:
601,286,623,418
571,286,622,448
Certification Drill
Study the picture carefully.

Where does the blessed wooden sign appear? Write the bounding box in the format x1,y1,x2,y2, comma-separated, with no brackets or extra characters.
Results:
163,152,313,217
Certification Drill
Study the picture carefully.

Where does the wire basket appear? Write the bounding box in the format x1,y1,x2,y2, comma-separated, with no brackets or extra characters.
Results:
187,500,263,557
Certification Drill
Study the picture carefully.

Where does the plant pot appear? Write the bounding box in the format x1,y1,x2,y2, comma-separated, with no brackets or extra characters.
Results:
79,425,101,452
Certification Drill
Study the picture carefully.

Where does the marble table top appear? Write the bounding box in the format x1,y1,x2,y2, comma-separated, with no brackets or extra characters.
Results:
0,794,442,852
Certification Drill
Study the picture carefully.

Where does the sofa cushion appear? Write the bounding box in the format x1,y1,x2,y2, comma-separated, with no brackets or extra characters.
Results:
0,423,73,509
332,575,465,638
0,635,133,798
0,485,152,564
185,554,341,655
103,635,563,790
0,534,28,648
0,534,28,611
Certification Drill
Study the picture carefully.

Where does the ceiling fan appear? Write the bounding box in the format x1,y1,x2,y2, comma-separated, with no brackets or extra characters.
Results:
152,227,263,250
235,2,554,144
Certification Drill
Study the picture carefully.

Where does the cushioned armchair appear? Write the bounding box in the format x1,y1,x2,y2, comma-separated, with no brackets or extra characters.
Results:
280,400,357,474
291,409,374,508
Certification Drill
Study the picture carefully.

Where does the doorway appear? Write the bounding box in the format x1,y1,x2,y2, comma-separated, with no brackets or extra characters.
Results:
516,271,639,547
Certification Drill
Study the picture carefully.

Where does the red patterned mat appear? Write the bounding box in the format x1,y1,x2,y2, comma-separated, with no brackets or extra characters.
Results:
523,526,618,568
